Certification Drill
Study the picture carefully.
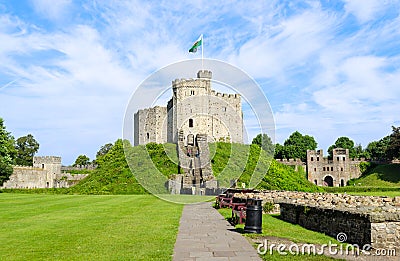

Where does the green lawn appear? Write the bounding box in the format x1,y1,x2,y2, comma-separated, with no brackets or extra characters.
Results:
0,194,183,260
347,191,400,197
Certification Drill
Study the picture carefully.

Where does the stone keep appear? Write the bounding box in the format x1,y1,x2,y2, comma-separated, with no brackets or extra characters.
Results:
134,70,243,146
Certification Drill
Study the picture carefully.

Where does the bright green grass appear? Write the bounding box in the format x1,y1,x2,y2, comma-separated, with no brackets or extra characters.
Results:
347,191,400,197
349,164,400,187
218,208,344,260
0,194,183,260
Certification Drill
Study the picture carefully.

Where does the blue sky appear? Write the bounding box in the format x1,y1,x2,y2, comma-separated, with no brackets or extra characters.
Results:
1,0,400,165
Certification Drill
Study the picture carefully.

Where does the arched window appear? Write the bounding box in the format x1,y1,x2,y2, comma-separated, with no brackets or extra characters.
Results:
189,119,193,127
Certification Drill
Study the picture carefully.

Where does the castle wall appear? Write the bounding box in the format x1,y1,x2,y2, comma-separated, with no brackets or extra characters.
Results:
33,156,61,188
275,158,306,172
134,106,168,145
1,156,88,189
2,166,48,188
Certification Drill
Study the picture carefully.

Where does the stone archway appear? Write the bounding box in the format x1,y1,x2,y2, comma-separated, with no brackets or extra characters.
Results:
324,175,334,187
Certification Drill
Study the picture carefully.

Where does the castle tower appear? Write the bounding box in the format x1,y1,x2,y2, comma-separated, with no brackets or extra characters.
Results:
33,156,61,188
134,70,243,146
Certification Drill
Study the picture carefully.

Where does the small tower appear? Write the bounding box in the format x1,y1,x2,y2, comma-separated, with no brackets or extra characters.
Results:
33,156,61,188
197,70,212,79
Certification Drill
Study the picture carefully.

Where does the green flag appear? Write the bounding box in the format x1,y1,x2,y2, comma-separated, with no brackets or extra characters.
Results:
189,35,202,53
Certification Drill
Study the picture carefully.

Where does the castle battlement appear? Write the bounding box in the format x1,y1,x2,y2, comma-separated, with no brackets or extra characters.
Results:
306,148,367,187
210,90,241,99
33,156,61,164
13,166,45,171
2,156,84,189
276,158,303,163
172,78,210,89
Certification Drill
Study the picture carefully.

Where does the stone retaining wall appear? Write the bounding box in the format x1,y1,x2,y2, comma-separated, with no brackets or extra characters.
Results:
232,190,400,250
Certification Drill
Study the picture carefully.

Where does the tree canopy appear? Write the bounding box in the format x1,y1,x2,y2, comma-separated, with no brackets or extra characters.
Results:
0,118,16,185
366,136,390,160
96,143,114,160
275,131,317,161
73,155,90,166
15,134,40,166
251,133,274,156
387,126,400,160
328,136,358,159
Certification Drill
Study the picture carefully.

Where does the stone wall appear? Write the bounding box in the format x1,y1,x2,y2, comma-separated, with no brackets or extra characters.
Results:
134,106,168,145
275,158,306,172
1,156,88,189
233,191,400,250
2,166,49,188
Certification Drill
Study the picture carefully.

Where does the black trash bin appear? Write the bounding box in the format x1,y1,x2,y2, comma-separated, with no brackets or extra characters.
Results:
244,198,262,234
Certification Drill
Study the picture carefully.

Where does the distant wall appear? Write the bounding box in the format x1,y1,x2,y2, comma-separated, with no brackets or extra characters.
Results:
1,156,89,189
2,166,48,188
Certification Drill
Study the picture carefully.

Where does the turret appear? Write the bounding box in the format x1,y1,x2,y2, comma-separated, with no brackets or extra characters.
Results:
197,70,212,79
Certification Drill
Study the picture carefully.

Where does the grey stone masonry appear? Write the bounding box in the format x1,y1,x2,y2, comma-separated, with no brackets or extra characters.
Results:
1,156,88,189
173,202,261,261
232,190,400,251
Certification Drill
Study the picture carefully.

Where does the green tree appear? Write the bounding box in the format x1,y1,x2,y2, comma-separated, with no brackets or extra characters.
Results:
96,143,114,159
274,143,284,159
0,118,16,185
15,134,40,166
280,131,318,161
366,136,390,160
73,155,90,166
251,134,274,156
328,136,357,159
387,126,400,160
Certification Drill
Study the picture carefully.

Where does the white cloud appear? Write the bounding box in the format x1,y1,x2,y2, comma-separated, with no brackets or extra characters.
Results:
1,1,400,163
342,0,386,23
228,5,337,80
30,0,72,21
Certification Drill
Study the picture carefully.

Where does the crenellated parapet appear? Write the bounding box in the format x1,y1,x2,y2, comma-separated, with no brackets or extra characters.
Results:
33,156,61,164
1,156,86,189
306,148,367,187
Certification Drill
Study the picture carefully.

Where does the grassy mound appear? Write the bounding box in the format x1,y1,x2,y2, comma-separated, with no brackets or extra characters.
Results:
210,142,321,192
348,164,400,187
2,140,321,194
69,141,180,194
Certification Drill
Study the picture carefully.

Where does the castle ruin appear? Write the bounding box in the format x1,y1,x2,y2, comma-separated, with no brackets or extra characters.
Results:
1,156,88,189
134,70,243,194
277,148,365,187
307,148,364,187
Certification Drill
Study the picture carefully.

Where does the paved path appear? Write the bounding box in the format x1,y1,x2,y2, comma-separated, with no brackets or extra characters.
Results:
173,202,262,261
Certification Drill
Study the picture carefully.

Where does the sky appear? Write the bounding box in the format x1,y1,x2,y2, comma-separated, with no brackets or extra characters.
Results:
1,0,400,165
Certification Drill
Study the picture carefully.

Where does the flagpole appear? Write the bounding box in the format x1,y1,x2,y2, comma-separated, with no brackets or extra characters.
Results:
201,34,204,70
